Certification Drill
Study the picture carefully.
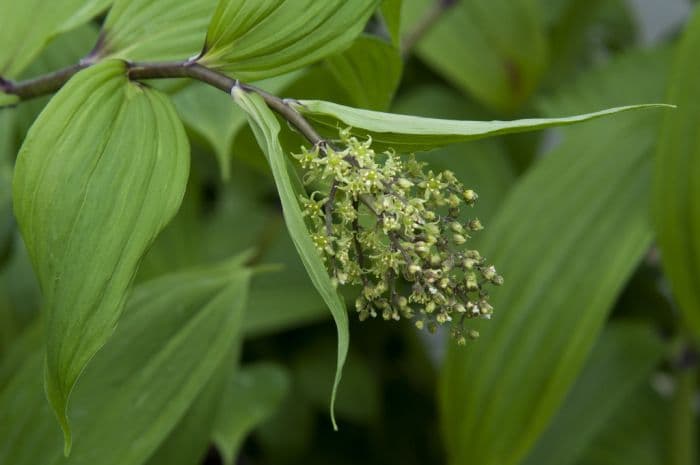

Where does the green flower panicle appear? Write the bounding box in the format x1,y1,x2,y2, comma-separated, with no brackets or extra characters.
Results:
293,128,502,345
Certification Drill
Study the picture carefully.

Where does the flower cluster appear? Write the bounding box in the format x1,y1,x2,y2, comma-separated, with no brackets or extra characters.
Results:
294,128,502,344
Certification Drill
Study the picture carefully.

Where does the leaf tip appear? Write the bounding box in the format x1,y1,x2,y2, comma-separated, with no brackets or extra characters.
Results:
43,361,75,456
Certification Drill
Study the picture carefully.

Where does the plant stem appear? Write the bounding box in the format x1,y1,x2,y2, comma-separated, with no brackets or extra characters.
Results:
1,60,324,146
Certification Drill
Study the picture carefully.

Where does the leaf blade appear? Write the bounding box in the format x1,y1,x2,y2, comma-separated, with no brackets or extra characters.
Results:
294,99,672,152
12,60,190,449
200,0,380,80
652,8,700,340
232,87,349,430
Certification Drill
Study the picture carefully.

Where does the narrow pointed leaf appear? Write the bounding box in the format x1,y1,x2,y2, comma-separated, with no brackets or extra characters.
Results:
0,257,251,465
212,363,290,465
96,0,218,61
199,0,379,80
294,99,672,152
0,0,109,77
12,60,190,448
440,110,659,465
653,8,700,340
232,87,348,430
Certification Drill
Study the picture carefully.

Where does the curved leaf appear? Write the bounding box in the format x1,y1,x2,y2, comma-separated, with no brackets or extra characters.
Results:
0,0,109,78
653,8,700,340
294,99,672,152
199,0,379,81
440,110,658,465
0,256,252,465
212,363,290,465
12,60,190,449
96,0,218,61
232,87,348,430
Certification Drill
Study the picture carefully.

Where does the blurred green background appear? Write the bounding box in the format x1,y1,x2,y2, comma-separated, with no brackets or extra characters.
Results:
1,1,700,465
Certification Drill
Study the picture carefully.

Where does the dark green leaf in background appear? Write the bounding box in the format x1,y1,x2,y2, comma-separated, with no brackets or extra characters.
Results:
212,363,290,465
12,60,190,448
522,322,665,465
652,7,700,340
232,87,349,430
200,0,380,81
0,257,251,465
401,0,548,113
440,112,658,465
439,42,671,465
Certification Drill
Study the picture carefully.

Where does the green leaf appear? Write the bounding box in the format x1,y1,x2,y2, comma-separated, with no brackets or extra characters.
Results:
96,0,218,61
577,385,668,465
145,347,240,465
380,0,403,46
521,322,665,465
439,110,659,465
324,35,403,111
12,60,190,449
173,73,300,179
0,94,19,108
0,0,109,77
212,363,290,465
199,0,380,81
0,257,251,465
401,0,547,113
294,98,672,152
232,87,349,430
653,8,700,340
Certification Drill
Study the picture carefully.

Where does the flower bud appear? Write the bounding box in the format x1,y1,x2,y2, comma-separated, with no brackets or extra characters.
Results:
468,219,483,231
453,233,467,245
463,189,478,205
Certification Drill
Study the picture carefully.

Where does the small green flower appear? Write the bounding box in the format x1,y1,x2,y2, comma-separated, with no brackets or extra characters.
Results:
292,128,503,344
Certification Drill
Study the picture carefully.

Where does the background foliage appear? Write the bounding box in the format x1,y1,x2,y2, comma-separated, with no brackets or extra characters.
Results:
0,1,698,465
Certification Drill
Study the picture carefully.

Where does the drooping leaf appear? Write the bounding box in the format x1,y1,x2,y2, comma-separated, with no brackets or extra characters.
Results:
12,60,190,448
521,322,665,465
0,257,251,465
0,0,109,78
199,0,380,81
401,0,548,113
232,87,349,430
294,98,672,152
440,110,660,465
653,8,700,340
212,363,290,465
95,0,218,61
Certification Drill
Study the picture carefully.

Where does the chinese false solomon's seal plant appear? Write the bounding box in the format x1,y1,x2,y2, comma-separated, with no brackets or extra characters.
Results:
295,129,501,343
0,0,673,459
